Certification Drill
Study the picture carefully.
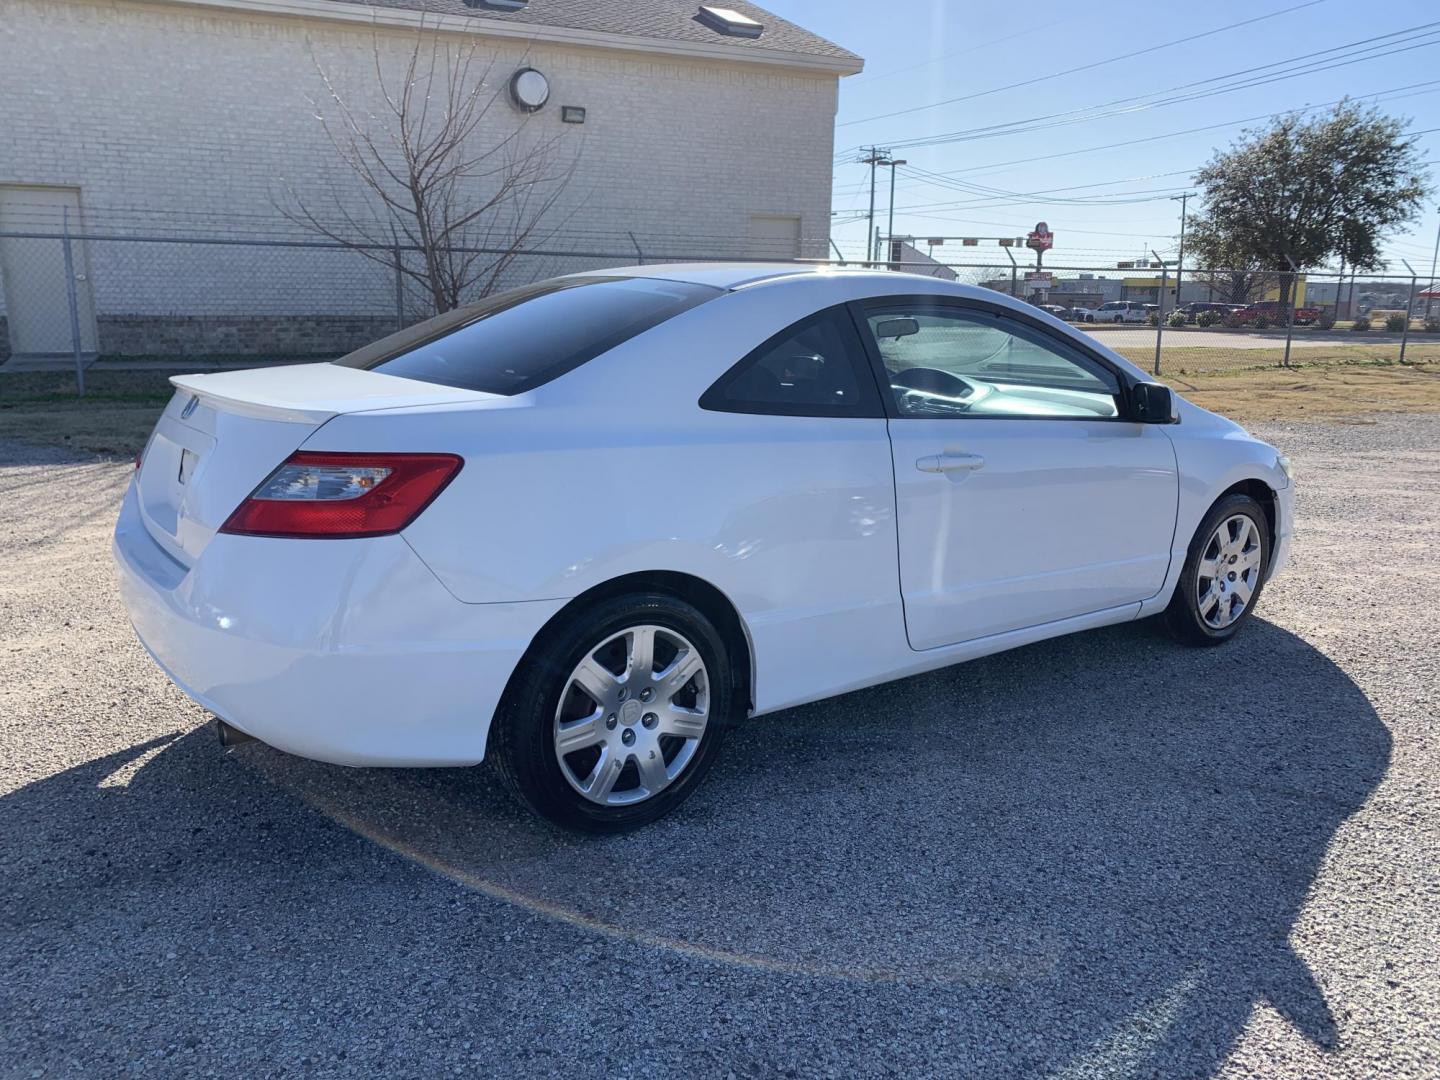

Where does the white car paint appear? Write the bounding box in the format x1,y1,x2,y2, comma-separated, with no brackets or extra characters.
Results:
114,264,1293,768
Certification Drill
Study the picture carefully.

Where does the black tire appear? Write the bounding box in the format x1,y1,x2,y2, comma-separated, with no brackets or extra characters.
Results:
490,592,734,834
1162,493,1271,646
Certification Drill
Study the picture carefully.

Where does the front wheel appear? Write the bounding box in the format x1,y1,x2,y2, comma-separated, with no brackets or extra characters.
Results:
1162,494,1271,646
490,592,733,833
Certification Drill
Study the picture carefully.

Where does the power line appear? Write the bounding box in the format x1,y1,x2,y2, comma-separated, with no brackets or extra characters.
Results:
883,25,1440,151
838,0,1331,128
873,126,1437,218
832,78,1440,193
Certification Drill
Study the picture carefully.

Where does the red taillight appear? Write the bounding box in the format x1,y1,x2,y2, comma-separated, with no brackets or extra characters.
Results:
220,451,463,539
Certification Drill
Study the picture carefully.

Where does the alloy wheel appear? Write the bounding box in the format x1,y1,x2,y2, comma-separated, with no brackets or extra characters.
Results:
553,625,710,806
1196,514,1263,629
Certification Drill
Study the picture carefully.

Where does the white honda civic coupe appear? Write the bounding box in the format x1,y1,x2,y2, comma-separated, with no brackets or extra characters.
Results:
114,264,1293,832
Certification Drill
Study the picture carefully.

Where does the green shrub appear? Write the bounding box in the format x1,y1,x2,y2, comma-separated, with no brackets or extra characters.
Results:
1351,315,1372,331
1197,310,1221,327
1252,315,1270,330
1223,312,1245,329
1424,315,1440,334
1167,310,1187,328
1317,313,1336,330
1147,312,1160,326
1385,313,1408,333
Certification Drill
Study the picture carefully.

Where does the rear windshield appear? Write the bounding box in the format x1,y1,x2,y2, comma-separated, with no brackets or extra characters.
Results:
333,276,721,395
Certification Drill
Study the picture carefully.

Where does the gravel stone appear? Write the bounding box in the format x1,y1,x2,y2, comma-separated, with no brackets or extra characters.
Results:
1,414,1436,1078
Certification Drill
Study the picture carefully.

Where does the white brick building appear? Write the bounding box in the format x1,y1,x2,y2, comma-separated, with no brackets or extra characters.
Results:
0,0,860,362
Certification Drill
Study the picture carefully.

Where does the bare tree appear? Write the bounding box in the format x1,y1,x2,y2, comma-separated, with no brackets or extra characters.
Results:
280,19,575,315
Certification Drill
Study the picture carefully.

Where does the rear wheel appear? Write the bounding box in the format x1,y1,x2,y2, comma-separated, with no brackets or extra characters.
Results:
1163,494,1270,646
491,592,733,833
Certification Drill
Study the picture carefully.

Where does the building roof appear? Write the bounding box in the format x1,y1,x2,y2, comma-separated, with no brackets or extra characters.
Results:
309,0,862,70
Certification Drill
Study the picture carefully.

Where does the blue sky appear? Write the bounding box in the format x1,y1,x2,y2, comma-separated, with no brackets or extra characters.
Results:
761,0,1440,274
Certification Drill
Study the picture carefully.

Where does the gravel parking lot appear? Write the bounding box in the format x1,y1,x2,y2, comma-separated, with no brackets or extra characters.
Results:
2,413,1437,1078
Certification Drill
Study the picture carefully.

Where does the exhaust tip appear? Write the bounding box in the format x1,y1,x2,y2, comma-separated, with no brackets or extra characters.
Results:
215,719,257,748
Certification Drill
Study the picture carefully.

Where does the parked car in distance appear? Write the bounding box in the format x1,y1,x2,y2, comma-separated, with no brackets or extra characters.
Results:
1177,302,1239,324
1235,299,1321,326
1064,305,1097,323
1039,304,1072,320
114,264,1294,832
1093,300,1150,323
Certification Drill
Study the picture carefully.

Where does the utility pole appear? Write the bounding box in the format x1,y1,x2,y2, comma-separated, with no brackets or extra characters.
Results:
884,158,907,269
1171,192,1192,310
860,147,893,265
1427,207,1440,322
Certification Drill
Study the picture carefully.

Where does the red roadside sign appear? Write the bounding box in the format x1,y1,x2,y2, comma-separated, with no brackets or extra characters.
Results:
1026,221,1054,252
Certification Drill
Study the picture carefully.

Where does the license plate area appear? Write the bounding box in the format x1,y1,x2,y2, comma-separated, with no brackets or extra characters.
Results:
137,420,216,548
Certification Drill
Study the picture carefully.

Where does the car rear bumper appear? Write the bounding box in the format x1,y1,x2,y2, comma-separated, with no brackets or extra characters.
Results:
113,479,565,766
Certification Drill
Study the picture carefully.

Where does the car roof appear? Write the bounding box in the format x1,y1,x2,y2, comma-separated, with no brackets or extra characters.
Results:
580,262,870,289
567,262,1033,307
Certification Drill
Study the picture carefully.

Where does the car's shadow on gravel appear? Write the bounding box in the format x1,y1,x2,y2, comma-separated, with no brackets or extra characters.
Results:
2,617,1389,1076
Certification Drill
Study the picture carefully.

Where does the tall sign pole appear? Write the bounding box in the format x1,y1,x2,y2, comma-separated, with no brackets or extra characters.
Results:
1025,222,1054,299
1427,206,1440,321
886,158,907,268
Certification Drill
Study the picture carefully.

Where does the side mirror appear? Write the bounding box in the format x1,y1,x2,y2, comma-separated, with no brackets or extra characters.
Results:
1129,382,1175,424
875,317,919,341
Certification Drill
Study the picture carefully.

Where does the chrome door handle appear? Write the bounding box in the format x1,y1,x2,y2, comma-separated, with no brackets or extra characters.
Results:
916,452,986,474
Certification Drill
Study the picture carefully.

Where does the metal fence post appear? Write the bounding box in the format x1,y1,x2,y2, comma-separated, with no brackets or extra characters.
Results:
60,207,86,398
1153,265,1167,376
1400,260,1417,365
627,231,644,266
393,244,404,330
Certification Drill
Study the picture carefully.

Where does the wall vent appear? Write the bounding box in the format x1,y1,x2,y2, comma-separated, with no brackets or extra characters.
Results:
697,5,763,38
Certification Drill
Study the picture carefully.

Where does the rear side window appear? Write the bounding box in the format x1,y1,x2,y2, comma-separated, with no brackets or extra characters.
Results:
699,306,882,417
334,276,720,395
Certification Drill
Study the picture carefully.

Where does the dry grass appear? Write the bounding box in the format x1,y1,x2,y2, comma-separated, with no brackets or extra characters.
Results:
1,369,175,458
4,362,1440,458
1165,362,1440,423
1115,341,1440,375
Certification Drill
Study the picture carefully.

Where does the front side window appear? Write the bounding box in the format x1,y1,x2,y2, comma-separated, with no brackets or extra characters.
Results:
334,276,720,395
860,303,1121,420
700,306,880,417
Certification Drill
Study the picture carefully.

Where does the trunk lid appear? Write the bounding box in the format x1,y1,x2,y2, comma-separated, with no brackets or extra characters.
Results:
135,363,495,565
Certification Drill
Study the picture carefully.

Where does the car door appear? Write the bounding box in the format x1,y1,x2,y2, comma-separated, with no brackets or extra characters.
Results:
854,298,1179,651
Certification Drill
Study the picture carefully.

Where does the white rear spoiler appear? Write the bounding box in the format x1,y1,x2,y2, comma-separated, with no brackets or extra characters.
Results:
169,364,497,425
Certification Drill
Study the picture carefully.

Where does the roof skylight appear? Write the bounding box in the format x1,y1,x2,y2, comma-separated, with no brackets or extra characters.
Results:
697,5,764,38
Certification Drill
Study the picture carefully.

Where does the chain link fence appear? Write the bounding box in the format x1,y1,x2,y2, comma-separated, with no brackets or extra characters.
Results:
2,228,1437,396
878,253,1440,381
